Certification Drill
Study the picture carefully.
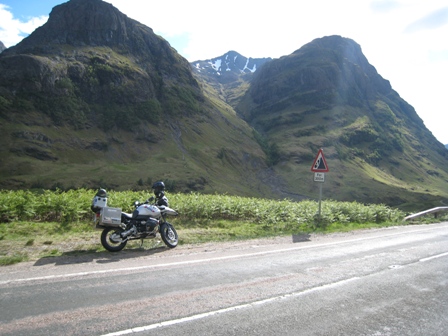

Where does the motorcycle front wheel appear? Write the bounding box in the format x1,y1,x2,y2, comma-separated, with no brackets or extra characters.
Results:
160,223,178,248
100,227,127,252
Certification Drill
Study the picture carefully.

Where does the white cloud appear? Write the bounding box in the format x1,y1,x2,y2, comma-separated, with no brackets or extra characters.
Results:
370,0,403,13
404,6,448,33
0,4,48,48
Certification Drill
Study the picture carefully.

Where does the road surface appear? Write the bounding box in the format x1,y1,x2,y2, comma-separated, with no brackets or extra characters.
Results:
0,222,447,335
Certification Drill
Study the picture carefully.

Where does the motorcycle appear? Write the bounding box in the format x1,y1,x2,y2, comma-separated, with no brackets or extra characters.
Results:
91,186,179,252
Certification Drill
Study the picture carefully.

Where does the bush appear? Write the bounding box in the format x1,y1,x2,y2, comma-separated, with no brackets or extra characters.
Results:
0,190,405,232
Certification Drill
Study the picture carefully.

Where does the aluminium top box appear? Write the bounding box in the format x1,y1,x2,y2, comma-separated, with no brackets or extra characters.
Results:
100,207,122,226
92,195,108,209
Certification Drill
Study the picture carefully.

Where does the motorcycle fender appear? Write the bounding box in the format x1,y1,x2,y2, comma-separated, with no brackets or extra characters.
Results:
163,207,178,216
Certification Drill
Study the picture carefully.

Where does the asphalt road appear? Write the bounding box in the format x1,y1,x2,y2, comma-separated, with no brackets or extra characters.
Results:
0,222,447,335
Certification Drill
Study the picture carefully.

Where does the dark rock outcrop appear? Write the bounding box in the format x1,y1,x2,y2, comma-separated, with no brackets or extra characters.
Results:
247,36,392,114
0,0,203,129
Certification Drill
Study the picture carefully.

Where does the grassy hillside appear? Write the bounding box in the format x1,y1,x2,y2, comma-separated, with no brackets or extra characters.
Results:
245,107,448,211
0,0,273,199
0,106,271,197
231,37,448,210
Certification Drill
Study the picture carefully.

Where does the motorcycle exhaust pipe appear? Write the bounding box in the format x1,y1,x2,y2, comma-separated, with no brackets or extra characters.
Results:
120,226,137,238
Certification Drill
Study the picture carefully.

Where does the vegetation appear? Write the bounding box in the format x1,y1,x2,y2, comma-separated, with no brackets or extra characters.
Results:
2,188,444,266
0,189,403,225
1,31,447,219
252,130,282,166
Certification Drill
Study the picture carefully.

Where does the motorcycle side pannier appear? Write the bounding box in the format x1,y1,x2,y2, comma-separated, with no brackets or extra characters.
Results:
100,207,122,226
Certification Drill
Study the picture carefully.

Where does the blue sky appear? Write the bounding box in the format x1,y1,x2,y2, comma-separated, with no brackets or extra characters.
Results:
0,0,447,144
0,0,57,18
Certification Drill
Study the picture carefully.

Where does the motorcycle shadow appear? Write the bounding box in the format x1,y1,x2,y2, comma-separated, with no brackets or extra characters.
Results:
292,233,311,242
33,243,169,267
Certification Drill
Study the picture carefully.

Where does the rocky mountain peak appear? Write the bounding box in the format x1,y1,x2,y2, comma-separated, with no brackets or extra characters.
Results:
248,35,396,116
0,0,202,129
192,51,272,84
0,41,5,53
3,0,161,56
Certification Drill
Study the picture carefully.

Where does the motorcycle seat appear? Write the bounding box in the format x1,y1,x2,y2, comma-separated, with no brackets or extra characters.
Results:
121,212,133,220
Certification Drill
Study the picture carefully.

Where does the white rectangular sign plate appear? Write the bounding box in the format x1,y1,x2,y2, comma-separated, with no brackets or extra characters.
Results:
314,172,325,183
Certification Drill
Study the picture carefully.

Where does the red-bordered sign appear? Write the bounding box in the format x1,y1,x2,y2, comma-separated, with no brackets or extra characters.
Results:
311,148,329,172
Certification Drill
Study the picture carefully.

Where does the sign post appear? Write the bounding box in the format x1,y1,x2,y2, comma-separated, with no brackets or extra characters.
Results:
311,149,329,221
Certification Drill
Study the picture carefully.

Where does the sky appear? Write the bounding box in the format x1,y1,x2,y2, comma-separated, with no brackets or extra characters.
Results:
0,0,447,144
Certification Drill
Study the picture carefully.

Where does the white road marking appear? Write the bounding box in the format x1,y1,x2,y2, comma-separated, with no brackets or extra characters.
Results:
1,224,446,286
101,236,448,336
101,276,362,336
420,251,448,262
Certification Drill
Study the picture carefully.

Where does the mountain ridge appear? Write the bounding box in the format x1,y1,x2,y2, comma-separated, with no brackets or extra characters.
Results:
0,0,447,210
192,51,271,82
1,0,202,125
0,0,271,197
190,51,271,110
231,36,448,207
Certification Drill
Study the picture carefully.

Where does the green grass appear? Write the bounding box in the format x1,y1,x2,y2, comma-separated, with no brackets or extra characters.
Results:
0,189,446,265
0,253,29,266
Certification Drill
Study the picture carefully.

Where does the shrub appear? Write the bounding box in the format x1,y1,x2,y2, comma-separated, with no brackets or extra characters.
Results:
0,190,405,231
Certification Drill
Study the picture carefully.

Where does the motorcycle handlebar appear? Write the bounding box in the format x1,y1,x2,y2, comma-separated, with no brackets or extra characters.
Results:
133,196,168,208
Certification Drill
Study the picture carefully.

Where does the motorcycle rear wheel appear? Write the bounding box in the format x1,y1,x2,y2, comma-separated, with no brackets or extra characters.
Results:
101,227,127,252
160,223,178,248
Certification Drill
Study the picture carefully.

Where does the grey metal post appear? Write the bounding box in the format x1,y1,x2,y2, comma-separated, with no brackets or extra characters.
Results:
318,182,322,220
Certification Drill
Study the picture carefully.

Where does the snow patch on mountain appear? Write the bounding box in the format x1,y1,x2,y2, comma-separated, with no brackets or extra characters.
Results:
192,51,271,77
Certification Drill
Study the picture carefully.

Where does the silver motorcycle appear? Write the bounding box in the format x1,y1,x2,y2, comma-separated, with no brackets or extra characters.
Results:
91,183,179,252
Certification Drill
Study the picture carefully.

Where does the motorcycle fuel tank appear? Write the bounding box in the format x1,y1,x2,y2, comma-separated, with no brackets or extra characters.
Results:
136,204,161,218
159,206,178,216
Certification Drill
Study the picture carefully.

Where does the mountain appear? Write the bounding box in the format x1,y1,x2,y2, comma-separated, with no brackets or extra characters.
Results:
0,41,5,53
191,51,271,109
233,36,448,208
1,0,203,128
192,51,271,84
0,0,269,196
0,0,447,210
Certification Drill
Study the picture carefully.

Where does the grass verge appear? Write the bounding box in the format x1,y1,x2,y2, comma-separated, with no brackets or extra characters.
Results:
2,217,444,266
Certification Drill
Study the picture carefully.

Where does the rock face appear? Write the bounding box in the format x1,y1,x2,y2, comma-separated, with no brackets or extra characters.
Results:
0,0,269,195
5,0,163,54
247,36,392,116
234,35,448,206
0,41,5,53
243,35,429,134
0,0,202,129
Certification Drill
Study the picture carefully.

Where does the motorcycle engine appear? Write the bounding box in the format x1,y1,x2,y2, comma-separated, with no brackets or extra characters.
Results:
136,218,159,233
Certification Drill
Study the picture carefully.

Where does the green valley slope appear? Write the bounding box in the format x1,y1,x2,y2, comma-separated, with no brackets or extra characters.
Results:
233,36,448,209
0,0,270,197
0,1,447,210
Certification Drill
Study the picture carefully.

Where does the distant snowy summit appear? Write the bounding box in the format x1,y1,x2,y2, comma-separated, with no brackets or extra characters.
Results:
191,51,272,83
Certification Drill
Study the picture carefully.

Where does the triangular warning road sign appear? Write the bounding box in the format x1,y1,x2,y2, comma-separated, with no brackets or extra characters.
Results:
311,149,329,172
